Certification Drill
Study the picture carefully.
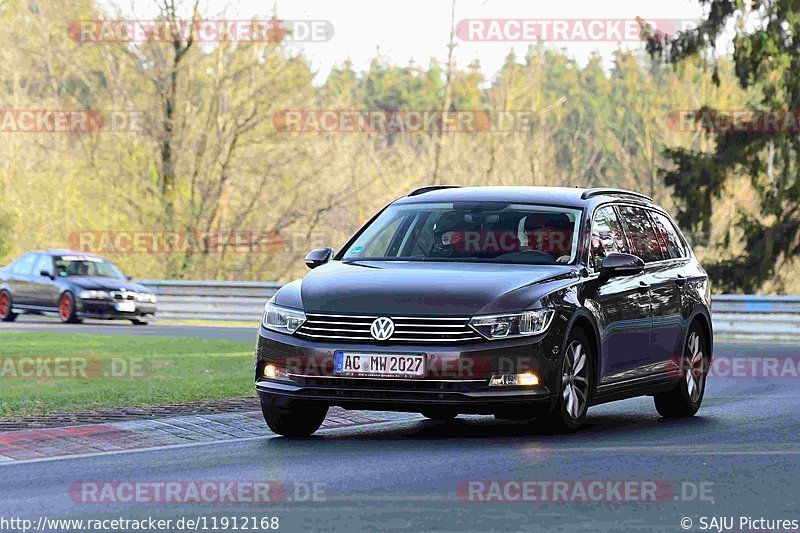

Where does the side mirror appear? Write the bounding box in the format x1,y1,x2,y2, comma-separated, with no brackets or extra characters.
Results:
40,270,54,279
599,253,645,279
126,275,133,281
305,247,334,269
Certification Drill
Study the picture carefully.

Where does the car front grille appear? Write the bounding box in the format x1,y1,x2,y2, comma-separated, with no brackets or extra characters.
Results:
295,313,483,344
110,291,136,301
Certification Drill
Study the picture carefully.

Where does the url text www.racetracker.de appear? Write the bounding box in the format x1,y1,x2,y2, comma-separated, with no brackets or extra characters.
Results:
0,515,281,532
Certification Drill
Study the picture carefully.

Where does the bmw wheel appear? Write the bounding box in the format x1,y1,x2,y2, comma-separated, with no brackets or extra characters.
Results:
58,292,81,324
0,290,17,322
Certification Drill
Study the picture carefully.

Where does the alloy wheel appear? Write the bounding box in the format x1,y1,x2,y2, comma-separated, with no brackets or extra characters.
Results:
685,331,705,403
562,340,589,419
59,294,73,321
0,292,9,318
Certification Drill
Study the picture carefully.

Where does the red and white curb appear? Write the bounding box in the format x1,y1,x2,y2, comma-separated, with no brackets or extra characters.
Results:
0,409,418,463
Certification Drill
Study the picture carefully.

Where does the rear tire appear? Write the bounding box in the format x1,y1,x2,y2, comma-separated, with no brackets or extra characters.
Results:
539,328,593,432
0,290,18,322
58,292,81,324
261,402,328,437
654,323,707,418
420,409,457,420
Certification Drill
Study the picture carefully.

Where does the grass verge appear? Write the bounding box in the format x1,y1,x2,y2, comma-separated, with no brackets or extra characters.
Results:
0,332,254,417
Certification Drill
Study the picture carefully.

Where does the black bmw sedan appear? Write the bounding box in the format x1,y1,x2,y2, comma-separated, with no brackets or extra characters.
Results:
0,249,156,324
254,186,713,436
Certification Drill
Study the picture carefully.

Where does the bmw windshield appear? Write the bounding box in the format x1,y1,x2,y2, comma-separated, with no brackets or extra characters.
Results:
341,202,583,265
54,255,126,279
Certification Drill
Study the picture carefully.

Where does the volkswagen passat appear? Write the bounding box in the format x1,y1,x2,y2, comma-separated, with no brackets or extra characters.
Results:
0,250,156,324
255,187,712,436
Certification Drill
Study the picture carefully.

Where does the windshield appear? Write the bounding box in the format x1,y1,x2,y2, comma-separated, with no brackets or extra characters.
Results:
54,255,125,279
342,202,583,265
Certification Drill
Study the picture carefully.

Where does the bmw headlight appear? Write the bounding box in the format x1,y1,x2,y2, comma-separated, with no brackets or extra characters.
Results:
468,309,555,339
136,293,157,303
262,300,306,334
78,290,110,300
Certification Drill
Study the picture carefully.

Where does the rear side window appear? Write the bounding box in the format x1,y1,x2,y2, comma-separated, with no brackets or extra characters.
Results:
650,212,687,259
589,205,628,271
618,206,666,263
11,254,36,275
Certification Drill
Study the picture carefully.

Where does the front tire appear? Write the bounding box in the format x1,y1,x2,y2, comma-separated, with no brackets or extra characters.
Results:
58,292,81,324
420,409,457,420
540,328,593,432
130,318,148,325
654,324,708,418
261,402,328,437
0,290,18,322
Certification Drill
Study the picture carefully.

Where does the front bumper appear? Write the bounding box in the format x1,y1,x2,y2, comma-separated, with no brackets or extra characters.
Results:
77,299,156,320
254,323,565,415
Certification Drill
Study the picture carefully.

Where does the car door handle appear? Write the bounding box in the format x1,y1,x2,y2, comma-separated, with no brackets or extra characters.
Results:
675,275,687,287
637,281,650,294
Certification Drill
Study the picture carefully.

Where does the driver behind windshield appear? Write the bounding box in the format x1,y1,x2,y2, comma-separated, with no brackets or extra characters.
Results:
343,203,579,265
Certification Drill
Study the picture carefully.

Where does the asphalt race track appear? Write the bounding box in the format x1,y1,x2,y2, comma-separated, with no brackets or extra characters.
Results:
1,318,799,531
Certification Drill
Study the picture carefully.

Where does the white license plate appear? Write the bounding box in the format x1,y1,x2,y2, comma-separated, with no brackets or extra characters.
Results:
334,352,425,378
115,301,136,312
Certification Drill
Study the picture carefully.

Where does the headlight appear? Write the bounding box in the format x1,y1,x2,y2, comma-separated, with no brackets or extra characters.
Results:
468,309,555,339
262,300,306,334
136,293,157,303
79,290,110,300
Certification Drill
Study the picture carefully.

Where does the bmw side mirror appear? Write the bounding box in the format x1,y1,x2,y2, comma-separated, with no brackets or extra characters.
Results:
305,247,334,269
40,270,54,279
599,253,645,278
126,275,133,281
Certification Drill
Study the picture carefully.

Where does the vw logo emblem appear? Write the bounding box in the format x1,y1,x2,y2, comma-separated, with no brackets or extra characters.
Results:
370,317,395,341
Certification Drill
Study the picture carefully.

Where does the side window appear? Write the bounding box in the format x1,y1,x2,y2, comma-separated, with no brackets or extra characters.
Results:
650,212,687,259
33,255,54,277
618,206,666,263
11,254,36,276
589,206,628,271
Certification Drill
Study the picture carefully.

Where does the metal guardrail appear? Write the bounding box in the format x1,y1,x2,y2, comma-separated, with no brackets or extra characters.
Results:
139,280,800,339
712,295,800,340
138,280,281,322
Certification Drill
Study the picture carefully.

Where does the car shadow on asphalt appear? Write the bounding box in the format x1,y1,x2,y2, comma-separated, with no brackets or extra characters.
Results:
264,412,717,450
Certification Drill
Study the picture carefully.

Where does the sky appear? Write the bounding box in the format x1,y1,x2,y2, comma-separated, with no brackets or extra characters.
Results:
111,0,709,83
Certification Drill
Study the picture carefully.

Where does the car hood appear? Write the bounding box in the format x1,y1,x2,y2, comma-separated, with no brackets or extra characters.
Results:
279,260,577,316
64,277,150,293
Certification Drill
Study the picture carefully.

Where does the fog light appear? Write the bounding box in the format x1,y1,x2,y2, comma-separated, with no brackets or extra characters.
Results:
263,364,289,379
489,372,539,386
517,372,539,386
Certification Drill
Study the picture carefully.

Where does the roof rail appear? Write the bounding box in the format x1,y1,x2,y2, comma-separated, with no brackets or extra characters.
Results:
580,188,653,202
407,185,461,197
